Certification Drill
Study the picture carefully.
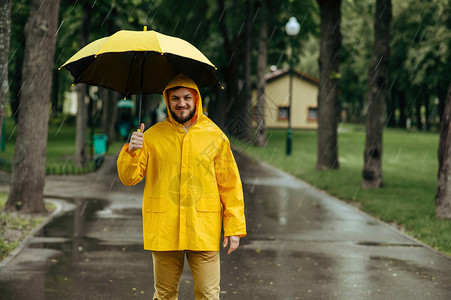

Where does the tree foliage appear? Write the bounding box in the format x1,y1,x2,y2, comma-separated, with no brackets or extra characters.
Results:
338,0,451,128
3,0,449,156
339,0,374,121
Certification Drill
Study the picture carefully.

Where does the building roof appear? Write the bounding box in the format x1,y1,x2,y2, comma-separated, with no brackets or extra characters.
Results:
265,68,319,86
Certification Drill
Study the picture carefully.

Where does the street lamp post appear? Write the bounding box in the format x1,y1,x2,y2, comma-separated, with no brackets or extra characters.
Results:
285,17,300,156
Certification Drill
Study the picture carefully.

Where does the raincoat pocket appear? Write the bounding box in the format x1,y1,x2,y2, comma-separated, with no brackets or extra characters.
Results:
196,197,221,212
144,197,168,213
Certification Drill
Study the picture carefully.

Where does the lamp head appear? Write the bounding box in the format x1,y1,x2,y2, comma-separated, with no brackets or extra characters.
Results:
285,17,300,36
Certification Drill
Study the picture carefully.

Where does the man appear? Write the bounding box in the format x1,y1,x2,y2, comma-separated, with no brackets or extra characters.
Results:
117,73,246,300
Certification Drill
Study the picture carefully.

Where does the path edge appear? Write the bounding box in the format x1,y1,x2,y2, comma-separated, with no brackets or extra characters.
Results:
0,198,65,268
233,147,451,261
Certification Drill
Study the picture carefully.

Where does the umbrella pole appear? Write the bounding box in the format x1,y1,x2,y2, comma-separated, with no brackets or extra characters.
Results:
138,53,146,131
138,90,143,128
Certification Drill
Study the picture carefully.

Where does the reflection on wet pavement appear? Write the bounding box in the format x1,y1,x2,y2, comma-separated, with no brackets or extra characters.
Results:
0,155,450,299
0,197,151,299
231,154,451,299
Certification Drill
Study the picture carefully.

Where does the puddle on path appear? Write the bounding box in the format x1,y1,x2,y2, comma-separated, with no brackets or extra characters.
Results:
357,241,421,247
0,197,150,300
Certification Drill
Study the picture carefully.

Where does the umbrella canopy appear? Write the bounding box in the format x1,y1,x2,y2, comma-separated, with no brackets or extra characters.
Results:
60,28,219,98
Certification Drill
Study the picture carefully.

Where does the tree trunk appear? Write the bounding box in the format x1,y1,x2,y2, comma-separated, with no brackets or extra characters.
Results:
0,0,11,144
208,86,227,129
437,82,447,124
144,94,162,126
223,62,245,137
5,0,61,213
435,83,451,219
10,48,22,124
243,0,254,143
362,0,392,189
254,0,268,147
100,5,118,148
216,0,235,132
75,85,88,167
101,88,118,148
398,89,407,128
217,0,252,140
75,1,91,167
51,68,59,114
316,0,342,170
358,95,365,122
415,88,423,130
386,86,396,127
424,84,430,131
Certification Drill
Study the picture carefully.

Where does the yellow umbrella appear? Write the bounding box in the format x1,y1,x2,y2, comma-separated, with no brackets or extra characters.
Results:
60,27,219,124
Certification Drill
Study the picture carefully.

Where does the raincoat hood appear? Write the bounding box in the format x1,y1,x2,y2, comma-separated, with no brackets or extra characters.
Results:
163,74,204,126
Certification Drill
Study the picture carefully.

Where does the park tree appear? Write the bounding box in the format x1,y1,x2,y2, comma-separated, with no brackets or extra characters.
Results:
316,0,341,170
402,0,451,128
212,0,317,140
0,0,11,144
75,0,91,168
436,83,451,219
362,0,392,189
387,1,419,129
216,0,253,140
255,0,269,146
5,0,61,212
7,0,28,126
385,0,451,130
244,0,255,143
101,88,118,147
101,8,119,148
336,0,449,130
62,0,147,162
95,0,150,145
339,0,374,123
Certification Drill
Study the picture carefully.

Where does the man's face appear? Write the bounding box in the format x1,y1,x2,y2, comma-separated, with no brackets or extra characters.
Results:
168,87,197,125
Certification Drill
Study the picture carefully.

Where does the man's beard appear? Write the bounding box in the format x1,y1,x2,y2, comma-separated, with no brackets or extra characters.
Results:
170,106,196,124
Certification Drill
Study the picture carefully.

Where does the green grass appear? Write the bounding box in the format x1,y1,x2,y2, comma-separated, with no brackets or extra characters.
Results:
232,124,451,255
0,192,45,261
1,117,124,174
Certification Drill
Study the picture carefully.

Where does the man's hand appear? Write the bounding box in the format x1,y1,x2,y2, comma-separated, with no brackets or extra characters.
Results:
223,235,240,255
128,123,145,153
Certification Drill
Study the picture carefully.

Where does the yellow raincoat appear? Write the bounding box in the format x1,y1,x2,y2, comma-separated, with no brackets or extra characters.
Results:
117,74,246,251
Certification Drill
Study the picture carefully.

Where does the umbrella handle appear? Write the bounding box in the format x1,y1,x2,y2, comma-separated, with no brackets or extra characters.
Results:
135,128,141,155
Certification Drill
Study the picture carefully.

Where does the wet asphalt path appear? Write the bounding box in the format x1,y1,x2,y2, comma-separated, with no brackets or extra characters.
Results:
0,152,450,299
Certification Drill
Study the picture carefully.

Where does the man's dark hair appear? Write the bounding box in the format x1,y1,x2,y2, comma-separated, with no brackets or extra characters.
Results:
167,86,185,93
166,86,198,98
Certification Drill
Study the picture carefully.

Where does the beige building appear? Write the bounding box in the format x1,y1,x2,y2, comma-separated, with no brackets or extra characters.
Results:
252,69,318,129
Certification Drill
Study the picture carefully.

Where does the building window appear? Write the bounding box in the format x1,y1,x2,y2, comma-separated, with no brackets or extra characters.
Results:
307,107,318,121
278,106,289,121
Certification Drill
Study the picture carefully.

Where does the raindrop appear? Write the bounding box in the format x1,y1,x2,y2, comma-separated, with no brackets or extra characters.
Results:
107,178,116,192
55,20,65,37
8,124,17,140
54,119,65,136
69,0,79,13
14,0,27,14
